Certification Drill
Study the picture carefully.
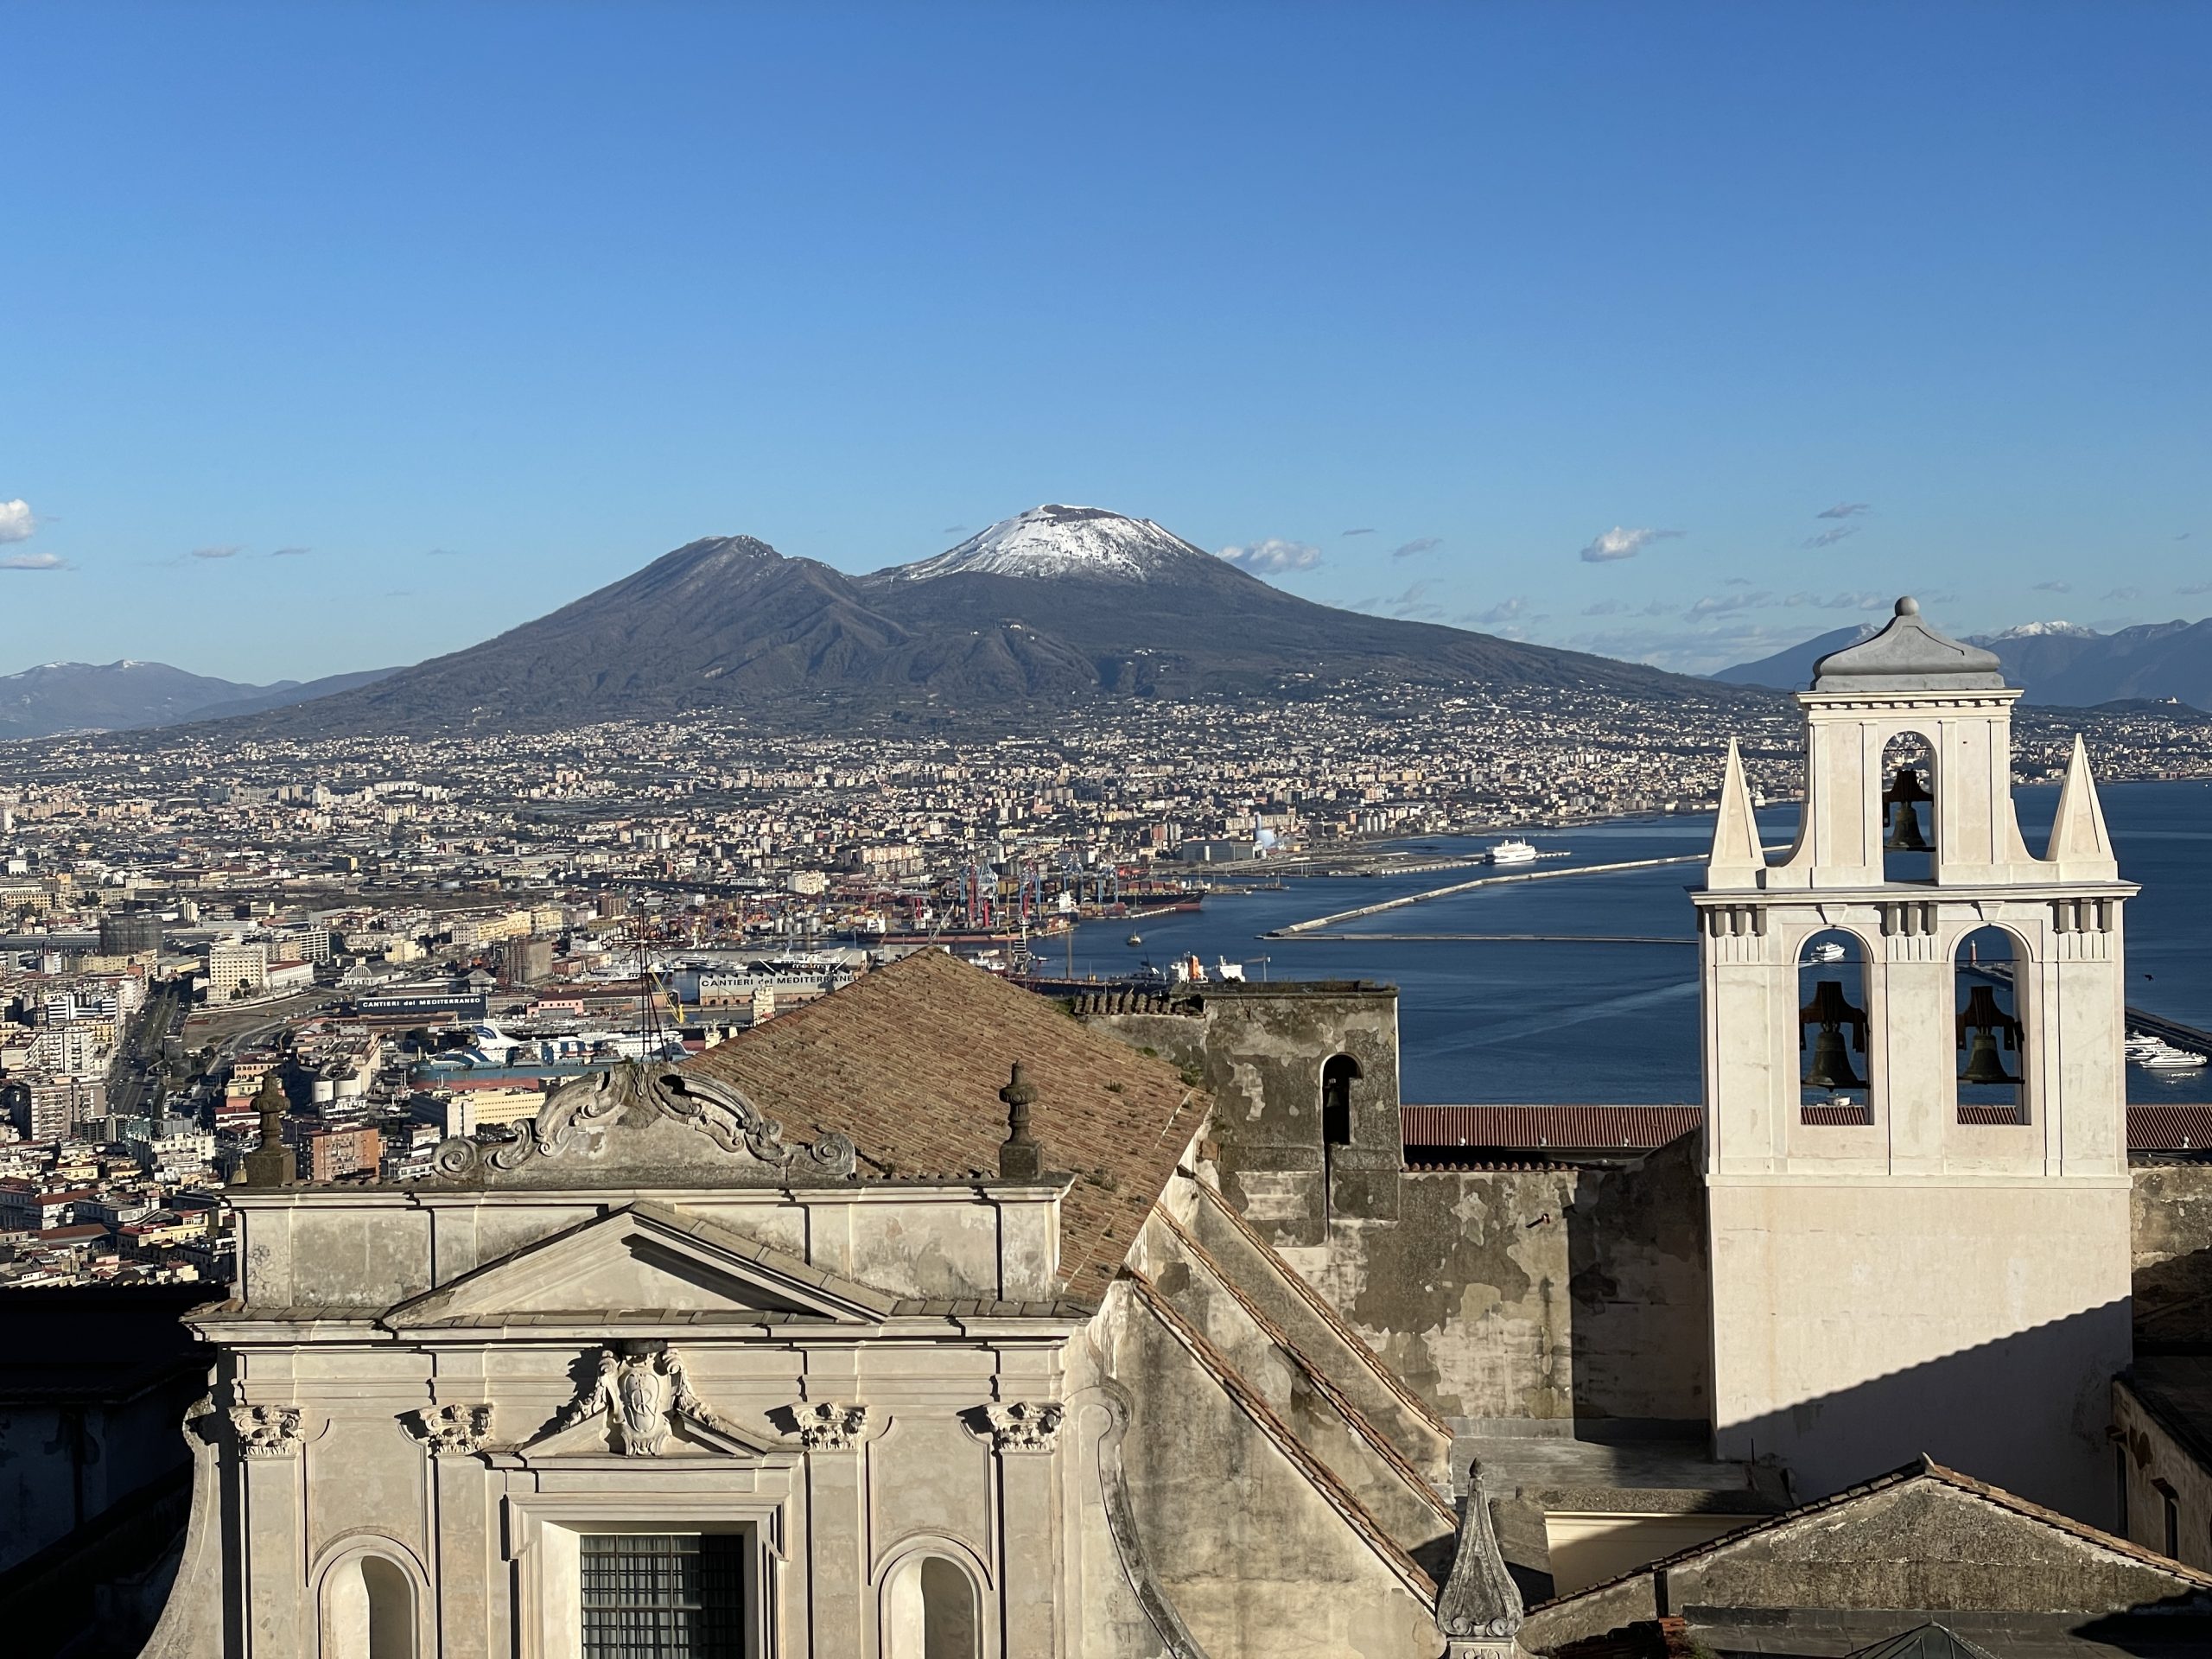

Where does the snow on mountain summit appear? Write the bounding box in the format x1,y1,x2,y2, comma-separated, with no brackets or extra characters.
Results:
891,505,1211,583
1980,620,2099,642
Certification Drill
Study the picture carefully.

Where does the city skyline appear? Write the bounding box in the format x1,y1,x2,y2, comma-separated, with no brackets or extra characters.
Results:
6,3,2209,682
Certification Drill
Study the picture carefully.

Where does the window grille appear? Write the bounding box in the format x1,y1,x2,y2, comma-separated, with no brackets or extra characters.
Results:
581,1534,745,1658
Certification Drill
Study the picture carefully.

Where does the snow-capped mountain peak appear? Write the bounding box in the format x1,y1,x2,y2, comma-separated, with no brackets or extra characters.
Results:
1980,620,2100,642
889,505,1209,583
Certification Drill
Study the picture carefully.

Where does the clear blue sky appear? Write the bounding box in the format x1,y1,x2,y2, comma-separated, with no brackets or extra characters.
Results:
4,2,2207,682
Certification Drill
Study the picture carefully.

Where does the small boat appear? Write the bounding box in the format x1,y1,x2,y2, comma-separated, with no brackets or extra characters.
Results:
1807,942,1847,964
1126,933,1143,947
1487,838,1540,867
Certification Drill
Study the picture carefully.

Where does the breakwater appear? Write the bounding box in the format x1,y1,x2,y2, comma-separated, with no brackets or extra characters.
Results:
1265,852,1732,938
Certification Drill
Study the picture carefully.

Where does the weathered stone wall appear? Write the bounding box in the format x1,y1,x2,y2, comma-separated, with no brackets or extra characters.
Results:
1084,982,1403,1245
1084,987,1713,1430
1287,1138,1709,1428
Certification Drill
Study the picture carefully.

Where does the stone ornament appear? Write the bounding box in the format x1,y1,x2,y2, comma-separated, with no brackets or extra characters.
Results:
231,1404,304,1458
553,1344,731,1457
983,1400,1064,1453
409,1403,495,1456
428,1062,855,1183
792,1402,869,1451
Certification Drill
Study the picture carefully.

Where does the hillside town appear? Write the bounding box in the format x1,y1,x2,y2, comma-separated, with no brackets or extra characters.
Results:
3,682,2209,1292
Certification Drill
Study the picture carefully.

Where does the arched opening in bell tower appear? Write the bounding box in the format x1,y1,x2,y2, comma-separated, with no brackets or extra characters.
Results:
1955,925,2028,1125
1879,731,1937,884
1798,929,1873,1125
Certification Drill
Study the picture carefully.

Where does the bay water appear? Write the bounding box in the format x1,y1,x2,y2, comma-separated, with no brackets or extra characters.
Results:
1039,779,2212,1106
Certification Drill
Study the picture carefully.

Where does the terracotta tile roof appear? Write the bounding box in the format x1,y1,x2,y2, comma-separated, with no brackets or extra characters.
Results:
682,949,1204,1305
1408,1103,2212,1155
1402,1105,1701,1151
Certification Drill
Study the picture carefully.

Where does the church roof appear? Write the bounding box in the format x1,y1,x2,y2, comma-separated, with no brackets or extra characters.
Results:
1811,596,2007,692
682,949,1205,1304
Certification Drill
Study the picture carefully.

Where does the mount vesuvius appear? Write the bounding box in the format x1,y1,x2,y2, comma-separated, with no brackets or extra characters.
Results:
228,505,1738,735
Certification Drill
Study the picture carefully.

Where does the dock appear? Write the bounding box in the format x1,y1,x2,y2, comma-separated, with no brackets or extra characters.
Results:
1266,851,1743,939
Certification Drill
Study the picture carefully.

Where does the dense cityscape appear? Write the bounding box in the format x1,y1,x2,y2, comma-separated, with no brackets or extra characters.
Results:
5,680,2209,1291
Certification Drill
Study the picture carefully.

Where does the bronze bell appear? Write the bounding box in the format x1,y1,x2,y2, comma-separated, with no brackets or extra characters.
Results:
1800,978,1869,1090
1883,766,1934,853
1957,983,2023,1086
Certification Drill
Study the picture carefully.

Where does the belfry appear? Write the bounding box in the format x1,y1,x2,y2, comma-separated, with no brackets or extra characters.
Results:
1698,596,2136,1520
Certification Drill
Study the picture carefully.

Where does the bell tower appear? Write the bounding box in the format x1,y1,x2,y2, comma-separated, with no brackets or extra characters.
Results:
1698,597,2135,1523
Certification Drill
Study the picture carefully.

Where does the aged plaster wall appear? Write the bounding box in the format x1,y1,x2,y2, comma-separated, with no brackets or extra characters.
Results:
1283,1139,1708,1429
1088,985,1403,1247
1091,1280,1444,1659
2114,1368,2212,1571
1084,989,1710,1432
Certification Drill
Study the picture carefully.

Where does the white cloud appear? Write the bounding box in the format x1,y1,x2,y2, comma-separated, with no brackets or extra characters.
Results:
1471,596,1529,626
1393,537,1441,559
2178,580,2212,596
0,499,35,543
1218,538,1321,574
1,551,67,570
191,543,243,560
2033,580,2071,594
1580,525,1682,563
2101,586,2142,601
1816,502,1872,519
1341,526,1376,537
271,545,312,557
1805,524,1860,549
1583,600,1628,617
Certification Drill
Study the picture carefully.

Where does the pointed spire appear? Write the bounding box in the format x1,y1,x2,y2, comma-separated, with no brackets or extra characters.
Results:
1707,737,1766,890
1436,1465,1523,1656
2044,733,2118,880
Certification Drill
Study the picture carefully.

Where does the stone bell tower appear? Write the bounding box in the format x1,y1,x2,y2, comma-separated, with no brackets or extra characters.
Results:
1697,597,2135,1523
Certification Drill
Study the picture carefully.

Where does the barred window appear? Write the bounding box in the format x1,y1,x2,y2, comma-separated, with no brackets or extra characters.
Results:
581,1534,745,1659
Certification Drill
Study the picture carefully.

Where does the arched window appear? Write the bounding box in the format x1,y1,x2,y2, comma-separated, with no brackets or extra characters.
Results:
324,1553,415,1659
1798,929,1872,1125
1880,732,1936,884
1955,925,2028,1125
884,1553,981,1659
1320,1055,1361,1148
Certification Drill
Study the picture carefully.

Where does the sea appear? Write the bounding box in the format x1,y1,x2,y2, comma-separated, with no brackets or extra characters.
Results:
1033,778,2212,1107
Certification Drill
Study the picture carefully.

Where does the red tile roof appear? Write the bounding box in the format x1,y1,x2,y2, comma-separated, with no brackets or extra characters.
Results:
682,949,1204,1304
1408,1103,2212,1154
1402,1104,1701,1151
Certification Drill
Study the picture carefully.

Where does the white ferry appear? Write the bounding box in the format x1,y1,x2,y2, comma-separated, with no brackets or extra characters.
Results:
1486,838,1540,867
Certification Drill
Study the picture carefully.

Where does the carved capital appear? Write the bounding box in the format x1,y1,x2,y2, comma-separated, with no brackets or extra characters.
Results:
409,1402,495,1456
231,1404,303,1458
984,1400,1063,1453
792,1402,869,1452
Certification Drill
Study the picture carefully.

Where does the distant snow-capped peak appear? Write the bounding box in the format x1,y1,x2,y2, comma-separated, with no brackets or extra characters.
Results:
1982,620,2100,641
891,505,1208,583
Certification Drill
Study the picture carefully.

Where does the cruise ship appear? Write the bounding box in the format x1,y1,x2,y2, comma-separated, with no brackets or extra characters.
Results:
1486,838,1540,866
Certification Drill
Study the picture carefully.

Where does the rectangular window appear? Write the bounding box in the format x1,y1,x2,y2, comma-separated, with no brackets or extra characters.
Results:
581,1534,745,1658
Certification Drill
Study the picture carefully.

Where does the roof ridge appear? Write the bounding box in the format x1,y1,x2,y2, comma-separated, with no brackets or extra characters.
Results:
1534,1453,2212,1612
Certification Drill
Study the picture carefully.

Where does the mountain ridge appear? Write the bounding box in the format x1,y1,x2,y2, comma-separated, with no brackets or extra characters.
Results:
216,507,1742,736
1713,616,2212,706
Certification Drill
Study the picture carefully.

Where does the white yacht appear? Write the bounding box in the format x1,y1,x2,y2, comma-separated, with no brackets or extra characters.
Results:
2138,1045,2209,1071
1486,838,1540,866
1807,942,1847,963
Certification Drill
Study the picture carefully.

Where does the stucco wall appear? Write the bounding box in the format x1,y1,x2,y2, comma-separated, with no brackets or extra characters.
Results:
1287,1138,1709,1428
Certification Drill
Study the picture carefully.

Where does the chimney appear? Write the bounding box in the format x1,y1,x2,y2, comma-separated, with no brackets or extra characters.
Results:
997,1062,1045,1181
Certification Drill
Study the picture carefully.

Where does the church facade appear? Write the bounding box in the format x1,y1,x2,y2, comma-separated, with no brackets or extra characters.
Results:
126,600,2212,1658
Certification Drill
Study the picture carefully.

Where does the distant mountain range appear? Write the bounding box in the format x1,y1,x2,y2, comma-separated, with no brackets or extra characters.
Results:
1714,617,2212,709
213,505,1725,736
0,660,398,741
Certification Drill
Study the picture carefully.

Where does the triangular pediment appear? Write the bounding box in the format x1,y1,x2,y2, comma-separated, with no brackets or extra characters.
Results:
522,1404,786,1461
385,1201,897,1327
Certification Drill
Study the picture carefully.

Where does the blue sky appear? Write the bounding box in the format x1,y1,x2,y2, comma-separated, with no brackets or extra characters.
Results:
4,2,2207,682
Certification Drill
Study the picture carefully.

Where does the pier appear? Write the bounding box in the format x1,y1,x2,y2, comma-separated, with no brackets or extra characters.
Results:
1265,851,1754,938
1280,932,1695,944
1967,960,2212,1059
